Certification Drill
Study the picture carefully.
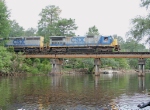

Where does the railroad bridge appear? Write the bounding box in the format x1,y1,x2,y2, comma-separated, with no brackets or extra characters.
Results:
24,52,150,76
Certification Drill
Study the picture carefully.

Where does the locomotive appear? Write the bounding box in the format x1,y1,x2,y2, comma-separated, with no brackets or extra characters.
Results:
4,35,120,54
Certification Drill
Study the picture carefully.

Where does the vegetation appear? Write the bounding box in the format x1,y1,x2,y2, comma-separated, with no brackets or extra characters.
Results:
9,20,24,37
127,0,150,43
86,25,100,36
37,5,78,42
0,0,10,38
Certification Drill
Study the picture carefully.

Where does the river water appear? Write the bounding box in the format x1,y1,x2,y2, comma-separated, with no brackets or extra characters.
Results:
0,73,150,110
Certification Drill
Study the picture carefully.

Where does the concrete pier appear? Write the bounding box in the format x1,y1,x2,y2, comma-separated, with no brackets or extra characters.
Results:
51,58,63,74
94,58,101,76
138,58,146,76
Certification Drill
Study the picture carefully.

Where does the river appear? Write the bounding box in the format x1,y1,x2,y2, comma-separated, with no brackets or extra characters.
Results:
0,73,150,110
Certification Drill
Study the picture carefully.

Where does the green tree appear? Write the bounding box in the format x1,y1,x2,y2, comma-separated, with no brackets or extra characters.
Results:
9,20,24,37
140,0,150,9
37,5,61,37
24,28,36,36
86,25,100,36
128,58,138,69
55,18,78,36
121,37,147,52
127,0,150,43
0,0,10,38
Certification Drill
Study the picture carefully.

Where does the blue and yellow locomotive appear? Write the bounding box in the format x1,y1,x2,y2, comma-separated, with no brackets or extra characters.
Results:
49,35,120,53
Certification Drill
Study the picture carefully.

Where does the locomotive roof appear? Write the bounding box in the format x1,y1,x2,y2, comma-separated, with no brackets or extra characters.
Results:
8,36,42,38
50,36,66,38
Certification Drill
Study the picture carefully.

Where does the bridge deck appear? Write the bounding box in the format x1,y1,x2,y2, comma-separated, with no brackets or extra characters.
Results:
24,52,150,58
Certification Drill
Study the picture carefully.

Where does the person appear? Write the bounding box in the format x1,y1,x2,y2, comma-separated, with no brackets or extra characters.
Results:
104,37,108,41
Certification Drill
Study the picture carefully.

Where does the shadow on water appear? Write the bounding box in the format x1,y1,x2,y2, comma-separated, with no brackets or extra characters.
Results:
0,73,150,109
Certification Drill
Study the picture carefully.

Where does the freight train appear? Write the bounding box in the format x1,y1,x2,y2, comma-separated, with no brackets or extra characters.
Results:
3,35,120,54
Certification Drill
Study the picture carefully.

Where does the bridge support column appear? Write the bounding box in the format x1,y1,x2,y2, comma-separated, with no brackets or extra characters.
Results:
94,58,101,76
51,59,63,75
138,58,146,76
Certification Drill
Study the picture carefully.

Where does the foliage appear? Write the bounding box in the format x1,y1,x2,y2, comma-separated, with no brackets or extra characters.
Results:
55,18,78,36
86,25,100,36
127,0,150,43
121,37,148,52
37,5,61,37
127,16,150,43
0,46,52,74
24,28,37,36
9,20,24,37
0,0,10,38
140,0,150,9
145,58,150,69
37,5,78,42
0,46,12,73
128,58,138,69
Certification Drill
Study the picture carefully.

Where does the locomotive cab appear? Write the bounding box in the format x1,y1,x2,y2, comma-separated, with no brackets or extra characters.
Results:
98,36,113,45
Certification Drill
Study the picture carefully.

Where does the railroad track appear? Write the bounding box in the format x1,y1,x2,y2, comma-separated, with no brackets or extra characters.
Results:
24,52,150,58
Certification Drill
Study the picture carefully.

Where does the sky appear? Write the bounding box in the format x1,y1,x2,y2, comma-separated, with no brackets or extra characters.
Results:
5,0,148,41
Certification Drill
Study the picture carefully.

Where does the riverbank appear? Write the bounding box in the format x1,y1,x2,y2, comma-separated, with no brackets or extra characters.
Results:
63,68,149,75
1,68,150,76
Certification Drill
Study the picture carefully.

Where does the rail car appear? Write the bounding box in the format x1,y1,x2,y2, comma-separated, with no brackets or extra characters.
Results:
48,35,120,53
2,35,120,54
5,36,44,53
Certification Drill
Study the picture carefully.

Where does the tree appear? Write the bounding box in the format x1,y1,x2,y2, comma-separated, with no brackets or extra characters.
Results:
0,0,10,38
127,0,150,43
9,20,24,37
140,0,150,9
37,5,78,42
127,16,150,43
24,28,36,36
86,25,100,36
37,5,61,37
55,18,78,36
121,37,148,52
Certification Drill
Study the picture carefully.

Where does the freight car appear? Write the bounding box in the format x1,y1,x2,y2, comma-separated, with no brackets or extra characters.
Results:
48,35,120,53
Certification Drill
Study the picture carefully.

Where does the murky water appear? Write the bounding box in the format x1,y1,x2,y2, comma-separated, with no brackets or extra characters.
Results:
0,73,150,110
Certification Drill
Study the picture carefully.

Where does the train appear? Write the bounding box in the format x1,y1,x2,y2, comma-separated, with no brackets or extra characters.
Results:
2,35,120,54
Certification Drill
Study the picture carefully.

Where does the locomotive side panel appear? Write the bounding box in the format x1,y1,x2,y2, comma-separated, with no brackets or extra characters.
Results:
25,36,44,52
6,37,25,47
6,36,44,52
25,37,40,47
65,36,86,47
49,36,66,47
85,36,97,46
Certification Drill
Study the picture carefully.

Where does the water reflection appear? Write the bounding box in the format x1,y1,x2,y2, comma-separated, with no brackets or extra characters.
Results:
51,75,62,87
0,73,150,109
138,77,145,91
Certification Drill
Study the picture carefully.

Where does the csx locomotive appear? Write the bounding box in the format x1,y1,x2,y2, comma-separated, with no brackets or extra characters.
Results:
4,35,120,54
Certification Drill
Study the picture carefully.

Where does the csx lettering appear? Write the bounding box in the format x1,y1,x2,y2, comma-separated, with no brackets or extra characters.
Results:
71,37,85,43
13,39,25,45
